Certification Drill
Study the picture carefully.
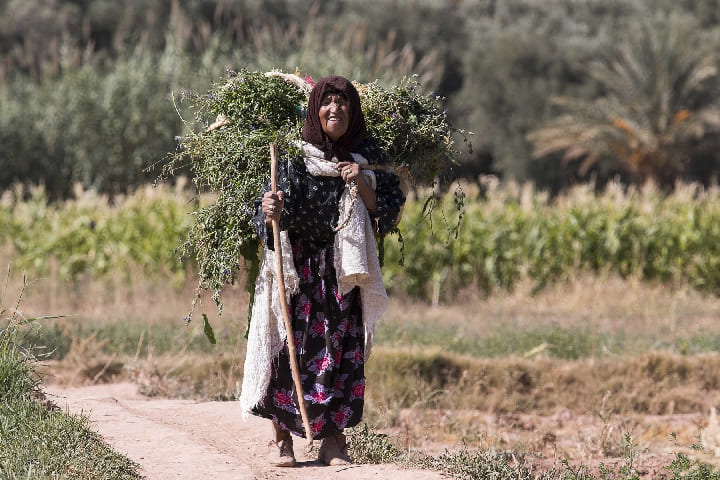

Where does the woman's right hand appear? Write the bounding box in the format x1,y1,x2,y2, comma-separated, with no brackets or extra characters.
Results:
262,190,284,224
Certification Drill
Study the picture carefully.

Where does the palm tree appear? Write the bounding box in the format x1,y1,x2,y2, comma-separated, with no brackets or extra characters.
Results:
527,13,720,188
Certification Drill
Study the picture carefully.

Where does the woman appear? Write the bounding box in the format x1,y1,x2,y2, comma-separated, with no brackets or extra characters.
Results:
240,75,405,467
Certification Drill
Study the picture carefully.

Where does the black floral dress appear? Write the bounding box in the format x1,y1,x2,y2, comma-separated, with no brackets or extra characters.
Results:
251,139,404,439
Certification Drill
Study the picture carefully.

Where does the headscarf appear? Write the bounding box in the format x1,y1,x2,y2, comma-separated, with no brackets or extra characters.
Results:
301,75,366,164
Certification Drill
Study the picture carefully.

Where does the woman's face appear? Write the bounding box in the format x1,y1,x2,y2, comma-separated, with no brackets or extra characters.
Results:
319,92,350,141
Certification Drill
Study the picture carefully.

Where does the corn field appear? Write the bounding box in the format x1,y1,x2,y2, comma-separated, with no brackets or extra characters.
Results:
385,179,720,301
2,180,719,303
0,184,193,287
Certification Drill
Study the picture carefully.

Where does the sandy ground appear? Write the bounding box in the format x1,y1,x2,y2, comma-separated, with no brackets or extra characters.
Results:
42,381,720,479
44,382,449,480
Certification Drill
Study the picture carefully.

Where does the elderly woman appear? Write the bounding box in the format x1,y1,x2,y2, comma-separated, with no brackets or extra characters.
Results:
239,75,405,467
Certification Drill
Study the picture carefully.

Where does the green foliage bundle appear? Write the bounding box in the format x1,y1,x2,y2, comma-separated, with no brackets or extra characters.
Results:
358,79,470,186
158,70,307,315
159,69,468,319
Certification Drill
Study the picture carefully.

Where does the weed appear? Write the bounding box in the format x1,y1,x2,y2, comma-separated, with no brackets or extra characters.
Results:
349,423,720,480
347,423,401,464
422,446,544,480
667,452,720,479
0,270,143,479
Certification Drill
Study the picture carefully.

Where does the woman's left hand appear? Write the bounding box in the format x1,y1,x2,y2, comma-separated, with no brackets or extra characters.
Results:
336,161,377,213
336,162,360,184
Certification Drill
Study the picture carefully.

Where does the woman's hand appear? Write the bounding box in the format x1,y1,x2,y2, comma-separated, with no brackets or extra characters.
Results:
336,162,361,184
262,190,284,225
336,162,377,214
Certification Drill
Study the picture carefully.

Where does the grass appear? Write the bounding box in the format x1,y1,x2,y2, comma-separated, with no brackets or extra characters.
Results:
0,273,143,479
0,397,143,480
348,424,720,479
365,348,720,415
5,246,720,477
381,272,720,356
11,262,720,413
377,317,720,359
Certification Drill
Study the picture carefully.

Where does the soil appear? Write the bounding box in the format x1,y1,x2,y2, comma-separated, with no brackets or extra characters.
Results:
44,382,448,480
43,381,720,479
380,408,707,479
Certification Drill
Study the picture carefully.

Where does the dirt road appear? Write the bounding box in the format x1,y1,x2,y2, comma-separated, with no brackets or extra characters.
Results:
45,382,448,480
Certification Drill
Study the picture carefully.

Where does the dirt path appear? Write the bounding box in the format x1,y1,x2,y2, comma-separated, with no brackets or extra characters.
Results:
44,382,449,480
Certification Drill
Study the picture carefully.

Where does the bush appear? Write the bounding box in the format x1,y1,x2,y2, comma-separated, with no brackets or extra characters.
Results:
158,69,467,318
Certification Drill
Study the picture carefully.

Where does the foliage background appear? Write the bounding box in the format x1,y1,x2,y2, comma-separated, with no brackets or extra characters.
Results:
3,0,720,198
5,4,720,472
2,0,720,310
3,181,720,305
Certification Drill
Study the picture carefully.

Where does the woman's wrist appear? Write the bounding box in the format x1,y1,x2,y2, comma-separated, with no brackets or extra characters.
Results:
356,178,377,213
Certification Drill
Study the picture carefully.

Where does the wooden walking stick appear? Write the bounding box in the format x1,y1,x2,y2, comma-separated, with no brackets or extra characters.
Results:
269,142,314,449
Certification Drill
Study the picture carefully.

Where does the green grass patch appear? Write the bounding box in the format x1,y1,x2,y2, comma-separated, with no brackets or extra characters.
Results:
377,314,720,360
35,314,720,366
377,322,617,359
675,332,720,355
0,397,143,480
0,279,143,479
18,318,247,361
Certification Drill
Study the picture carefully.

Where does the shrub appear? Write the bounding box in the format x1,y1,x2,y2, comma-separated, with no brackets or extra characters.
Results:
158,69,468,319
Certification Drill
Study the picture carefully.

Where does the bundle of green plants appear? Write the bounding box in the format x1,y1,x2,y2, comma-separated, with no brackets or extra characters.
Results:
157,68,470,322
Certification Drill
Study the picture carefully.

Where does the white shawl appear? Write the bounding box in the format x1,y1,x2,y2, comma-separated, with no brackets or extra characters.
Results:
239,142,388,417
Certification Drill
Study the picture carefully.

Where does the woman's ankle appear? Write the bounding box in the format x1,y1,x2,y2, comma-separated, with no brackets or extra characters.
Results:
272,423,291,443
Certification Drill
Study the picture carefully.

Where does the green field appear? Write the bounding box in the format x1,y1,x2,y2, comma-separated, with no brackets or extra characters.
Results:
4,179,720,302
5,181,720,478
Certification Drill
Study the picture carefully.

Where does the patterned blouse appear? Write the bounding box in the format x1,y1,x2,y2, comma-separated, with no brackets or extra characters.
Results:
253,139,405,248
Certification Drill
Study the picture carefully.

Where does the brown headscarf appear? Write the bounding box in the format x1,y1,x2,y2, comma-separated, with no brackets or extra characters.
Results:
301,75,366,163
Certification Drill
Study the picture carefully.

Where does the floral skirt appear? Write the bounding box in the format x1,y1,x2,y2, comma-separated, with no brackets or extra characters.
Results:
251,239,365,439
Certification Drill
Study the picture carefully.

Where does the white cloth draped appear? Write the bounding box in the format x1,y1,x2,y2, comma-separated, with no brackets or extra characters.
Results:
239,142,388,417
